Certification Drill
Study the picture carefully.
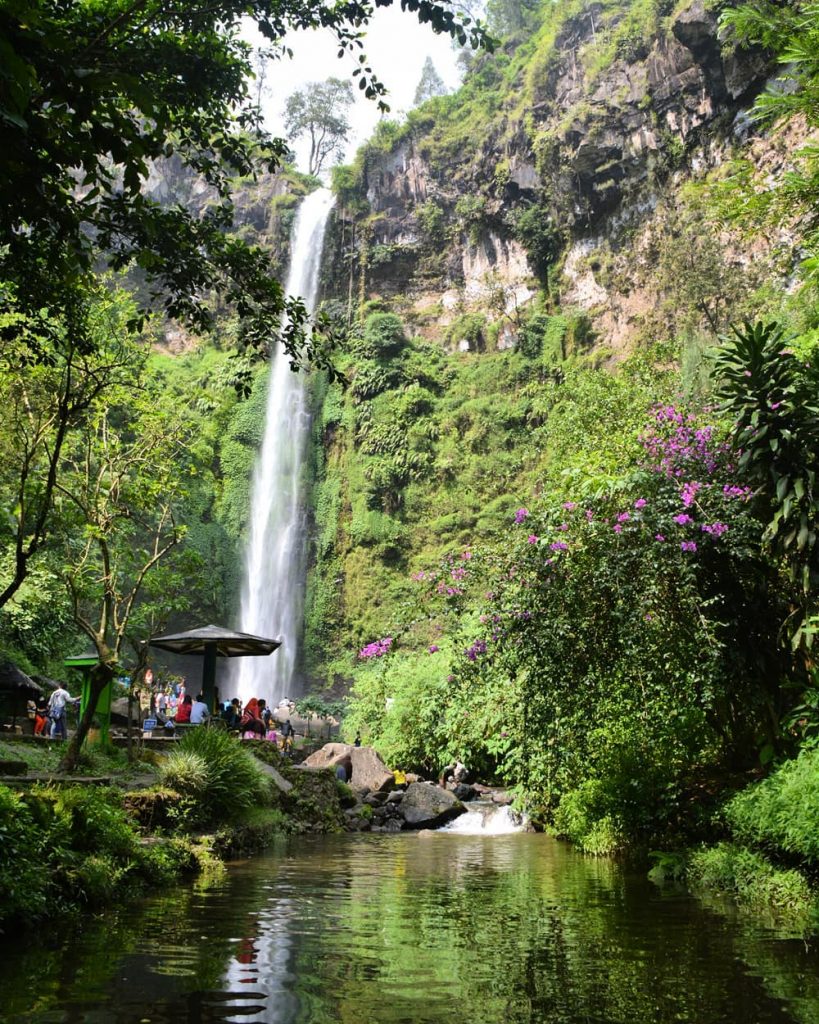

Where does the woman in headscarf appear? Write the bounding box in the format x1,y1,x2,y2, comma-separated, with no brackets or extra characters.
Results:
240,698,265,738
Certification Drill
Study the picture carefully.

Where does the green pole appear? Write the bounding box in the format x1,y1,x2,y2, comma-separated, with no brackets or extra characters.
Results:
202,643,217,711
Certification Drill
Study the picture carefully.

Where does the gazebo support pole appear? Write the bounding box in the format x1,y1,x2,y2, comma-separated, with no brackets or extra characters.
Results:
202,644,217,711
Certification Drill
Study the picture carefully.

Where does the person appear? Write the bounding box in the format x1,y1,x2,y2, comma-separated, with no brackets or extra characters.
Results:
440,761,467,788
48,684,79,740
393,767,407,790
157,690,168,717
190,694,210,725
222,698,241,730
354,732,361,747
281,718,295,752
240,698,266,738
257,699,272,731
33,694,50,737
175,694,193,724
168,692,178,718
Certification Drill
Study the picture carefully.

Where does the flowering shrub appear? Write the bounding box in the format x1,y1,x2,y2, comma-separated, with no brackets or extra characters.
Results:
358,637,393,659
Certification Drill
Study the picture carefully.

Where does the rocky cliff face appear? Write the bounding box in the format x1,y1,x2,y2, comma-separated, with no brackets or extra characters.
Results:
324,0,780,351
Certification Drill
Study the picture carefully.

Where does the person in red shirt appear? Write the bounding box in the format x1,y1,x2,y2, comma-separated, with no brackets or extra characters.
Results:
175,694,193,724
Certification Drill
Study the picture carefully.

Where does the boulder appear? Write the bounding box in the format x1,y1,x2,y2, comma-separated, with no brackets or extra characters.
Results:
256,761,293,795
399,782,464,830
302,742,394,793
453,783,477,802
491,790,514,806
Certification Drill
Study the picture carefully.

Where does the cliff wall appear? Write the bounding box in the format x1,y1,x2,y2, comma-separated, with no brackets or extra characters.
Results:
323,0,787,353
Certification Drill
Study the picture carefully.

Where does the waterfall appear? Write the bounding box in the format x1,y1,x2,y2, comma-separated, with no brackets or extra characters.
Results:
234,188,334,707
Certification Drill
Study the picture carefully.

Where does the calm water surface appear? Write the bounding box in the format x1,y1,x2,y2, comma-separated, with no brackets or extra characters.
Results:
2,833,819,1024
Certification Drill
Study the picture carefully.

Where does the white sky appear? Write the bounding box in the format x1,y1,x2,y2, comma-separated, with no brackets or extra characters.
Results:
244,7,465,174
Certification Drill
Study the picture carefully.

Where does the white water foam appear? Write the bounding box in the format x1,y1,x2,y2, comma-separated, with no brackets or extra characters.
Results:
438,803,526,835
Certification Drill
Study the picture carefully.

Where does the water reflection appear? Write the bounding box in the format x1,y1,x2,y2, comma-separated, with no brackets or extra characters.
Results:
1,834,817,1024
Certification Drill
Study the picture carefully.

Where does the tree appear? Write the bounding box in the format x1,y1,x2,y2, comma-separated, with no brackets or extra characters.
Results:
414,56,448,106
56,373,198,770
486,0,540,37
715,320,819,652
0,284,135,610
284,78,355,177
0,0,490,366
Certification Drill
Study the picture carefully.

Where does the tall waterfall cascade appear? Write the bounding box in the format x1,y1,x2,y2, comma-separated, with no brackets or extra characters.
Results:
234,188,334,708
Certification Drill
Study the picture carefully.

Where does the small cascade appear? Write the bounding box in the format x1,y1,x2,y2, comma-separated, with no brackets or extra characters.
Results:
234,188,334,708
439,802,526,835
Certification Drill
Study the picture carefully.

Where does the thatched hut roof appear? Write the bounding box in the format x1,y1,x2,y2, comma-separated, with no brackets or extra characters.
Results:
0,661,42,695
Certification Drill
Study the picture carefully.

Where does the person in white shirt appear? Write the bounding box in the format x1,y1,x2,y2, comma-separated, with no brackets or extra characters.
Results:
190,695,210,725
48,685,79,740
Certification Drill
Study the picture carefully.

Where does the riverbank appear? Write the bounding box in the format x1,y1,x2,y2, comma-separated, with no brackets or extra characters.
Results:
0,733,349,933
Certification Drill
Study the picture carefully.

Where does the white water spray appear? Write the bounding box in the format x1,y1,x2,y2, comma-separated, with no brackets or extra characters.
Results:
234,188,334,707
438,803,526,835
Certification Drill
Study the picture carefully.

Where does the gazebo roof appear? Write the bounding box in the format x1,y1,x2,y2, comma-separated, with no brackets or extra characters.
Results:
148,624,282,658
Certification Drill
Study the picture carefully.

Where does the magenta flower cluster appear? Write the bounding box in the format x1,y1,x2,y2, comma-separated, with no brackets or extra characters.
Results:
359,637,393,659
701,522,728,537
514,508,529,524
681,481,701,507
465,639,488,661
640,405,729,478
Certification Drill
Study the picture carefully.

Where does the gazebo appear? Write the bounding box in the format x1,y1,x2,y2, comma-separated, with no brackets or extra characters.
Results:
147,624,282,709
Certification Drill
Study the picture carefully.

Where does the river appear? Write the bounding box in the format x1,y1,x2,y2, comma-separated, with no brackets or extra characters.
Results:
2,833,818,1023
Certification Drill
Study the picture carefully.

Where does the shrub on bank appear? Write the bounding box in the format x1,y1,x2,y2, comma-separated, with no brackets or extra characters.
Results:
0,783,181,926
723,748,819,863
688,842,814,913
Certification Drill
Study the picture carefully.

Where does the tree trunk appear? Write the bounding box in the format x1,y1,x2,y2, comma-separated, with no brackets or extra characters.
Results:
59,662,116,772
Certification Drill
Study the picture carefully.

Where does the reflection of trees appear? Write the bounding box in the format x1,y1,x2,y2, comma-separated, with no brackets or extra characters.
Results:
2,836,819,1023
0,874,258,1021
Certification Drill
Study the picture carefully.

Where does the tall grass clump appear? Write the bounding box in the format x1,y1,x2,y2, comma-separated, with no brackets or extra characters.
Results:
159,750,210,796
167,728,271,821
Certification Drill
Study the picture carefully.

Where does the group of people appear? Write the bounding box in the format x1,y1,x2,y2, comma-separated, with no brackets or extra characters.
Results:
154,680,191,720
30,684,81,740
221,697,296,750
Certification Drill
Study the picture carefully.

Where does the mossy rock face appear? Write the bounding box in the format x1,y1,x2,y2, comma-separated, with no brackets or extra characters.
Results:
122,788,184,828
279,767,346,833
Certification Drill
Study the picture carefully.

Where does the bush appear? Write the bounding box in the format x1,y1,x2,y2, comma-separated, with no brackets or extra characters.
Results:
176,727,272,822
689,843,814,912
724,747,819,863
0,786,51,922
363,313,406,357
553,781,626,855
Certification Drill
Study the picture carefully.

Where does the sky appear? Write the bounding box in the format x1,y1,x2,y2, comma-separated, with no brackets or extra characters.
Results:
244,7,466,174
